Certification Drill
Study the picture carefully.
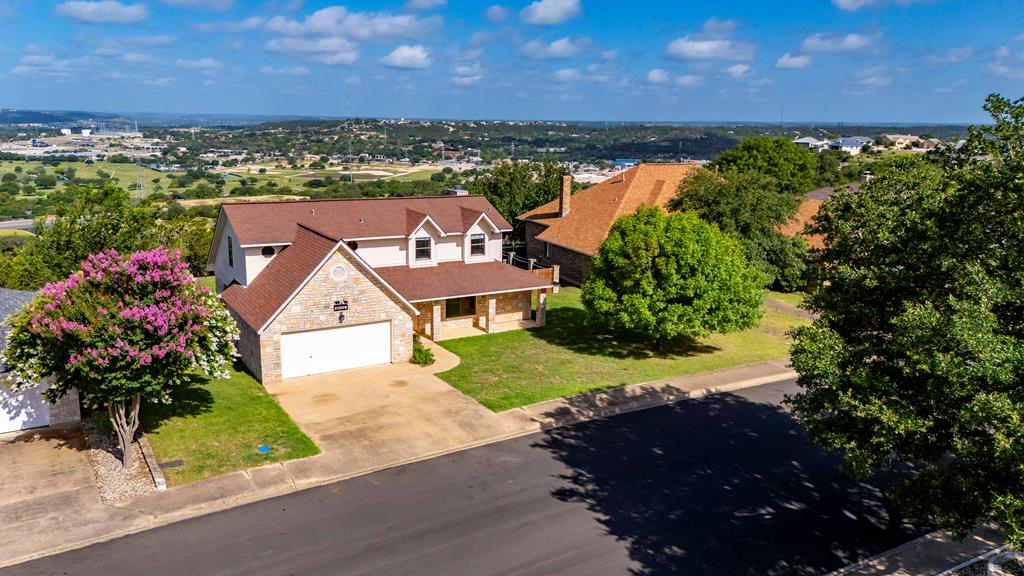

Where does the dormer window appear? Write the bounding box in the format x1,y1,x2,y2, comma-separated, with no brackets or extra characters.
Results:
415,237,432,261
470,234,486,256
261,246,276,259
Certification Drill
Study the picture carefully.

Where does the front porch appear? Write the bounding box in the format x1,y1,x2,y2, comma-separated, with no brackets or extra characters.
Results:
412,289,549,341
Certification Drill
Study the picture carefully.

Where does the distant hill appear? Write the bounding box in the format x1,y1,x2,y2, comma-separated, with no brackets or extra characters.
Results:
0,109,124,125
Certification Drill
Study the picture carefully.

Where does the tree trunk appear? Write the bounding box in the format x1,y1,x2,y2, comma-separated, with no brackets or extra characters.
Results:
107,394,142,469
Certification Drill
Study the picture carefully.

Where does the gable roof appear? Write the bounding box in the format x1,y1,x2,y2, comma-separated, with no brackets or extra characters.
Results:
218,195,512,247
220,223,416,333
517,163,699,256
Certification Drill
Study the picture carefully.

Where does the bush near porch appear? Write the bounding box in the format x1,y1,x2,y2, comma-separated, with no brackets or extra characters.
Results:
139,363,319,485
437,287,809,412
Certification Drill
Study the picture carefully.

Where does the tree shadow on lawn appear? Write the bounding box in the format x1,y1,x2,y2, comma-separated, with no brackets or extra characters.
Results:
138,370,216,434
530,304,719,360
534,390,929,576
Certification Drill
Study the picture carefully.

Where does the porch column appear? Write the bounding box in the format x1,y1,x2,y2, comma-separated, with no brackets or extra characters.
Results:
431,300,442,340
536,290,547,326
486,295,497,333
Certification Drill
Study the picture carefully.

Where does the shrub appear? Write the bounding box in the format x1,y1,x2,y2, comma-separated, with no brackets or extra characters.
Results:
411,335,435,366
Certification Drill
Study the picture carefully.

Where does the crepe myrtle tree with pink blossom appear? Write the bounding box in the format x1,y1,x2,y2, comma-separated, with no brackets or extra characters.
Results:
2,248,238,468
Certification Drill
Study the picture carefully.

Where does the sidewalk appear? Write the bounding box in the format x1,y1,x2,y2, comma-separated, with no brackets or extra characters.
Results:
0,356,795,569
829,525,1005,576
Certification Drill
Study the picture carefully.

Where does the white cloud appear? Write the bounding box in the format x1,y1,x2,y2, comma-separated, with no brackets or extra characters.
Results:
933,78,967,93
161,0,233,10
452,75,482,86
776,52,812,69
405,0,445,11
197,16,265,32
832,0,930,11
646,68,669,84
724,63,750,78
665,19,756,62
521,36,588,59
520,0,581,25
802,32,876,53
988,63,1024,79
485,4,508,22
844,65,892,94
451,61,483,85
55,1,148,23
666,37,756,61
260,65,310,76
674,74,704,88
380,44,431,69
143,76,175,87
552,68,581,82
10,54,88,78
266,36,359,65
265,7,440,41
926,46,974,65
175,57,222,70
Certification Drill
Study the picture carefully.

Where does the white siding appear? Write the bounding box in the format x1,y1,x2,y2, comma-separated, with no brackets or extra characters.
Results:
243,245,288,285
462,222,500,263
435,235,463,263
213,219,246,289
356,238,406,268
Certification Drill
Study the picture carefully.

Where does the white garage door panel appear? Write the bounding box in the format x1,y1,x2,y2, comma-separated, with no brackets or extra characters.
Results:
280,321,392,379
0,384,50,433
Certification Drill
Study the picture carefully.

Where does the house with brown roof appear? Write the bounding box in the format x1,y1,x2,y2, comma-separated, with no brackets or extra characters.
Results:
517,163,700,284
207,196,555,384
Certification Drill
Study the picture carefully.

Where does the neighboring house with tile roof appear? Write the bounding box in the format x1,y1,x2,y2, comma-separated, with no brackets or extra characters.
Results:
207,196,555,384
0,288,81,433
780,182,862,250
517,163,700,284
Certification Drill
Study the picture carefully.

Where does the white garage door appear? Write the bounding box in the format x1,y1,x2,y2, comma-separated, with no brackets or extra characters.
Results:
280,321,392,379
0,384,50,434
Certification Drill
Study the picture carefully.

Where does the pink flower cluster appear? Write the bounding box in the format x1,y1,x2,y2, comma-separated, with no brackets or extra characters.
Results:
29,247,213,371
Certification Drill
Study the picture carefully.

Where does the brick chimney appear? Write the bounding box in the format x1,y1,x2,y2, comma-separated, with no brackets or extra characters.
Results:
559,174,572,217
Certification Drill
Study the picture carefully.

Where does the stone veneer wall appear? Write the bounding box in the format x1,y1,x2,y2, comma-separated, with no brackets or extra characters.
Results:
411,291,532,339
48,388,80,427
255,248,413,384
233,313,263,382
495,291,531,323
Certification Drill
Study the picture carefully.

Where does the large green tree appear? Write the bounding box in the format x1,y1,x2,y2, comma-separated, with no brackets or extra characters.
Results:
712,136,819,196
0,183,215,289
672,167,808,291
581,207,764,347
787,94,1024,545
468,161,567,239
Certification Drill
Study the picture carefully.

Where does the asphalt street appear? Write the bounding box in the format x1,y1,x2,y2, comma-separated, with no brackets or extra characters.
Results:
2,379,925,576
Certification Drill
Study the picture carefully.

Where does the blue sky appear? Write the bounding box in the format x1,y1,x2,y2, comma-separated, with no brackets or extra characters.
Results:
1,0,1022,122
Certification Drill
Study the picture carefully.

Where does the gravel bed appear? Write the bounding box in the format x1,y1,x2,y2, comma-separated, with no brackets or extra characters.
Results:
81,417,156,503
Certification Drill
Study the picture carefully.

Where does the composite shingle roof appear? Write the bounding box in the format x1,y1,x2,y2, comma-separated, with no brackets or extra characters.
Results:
220,195,512,247
220,224,341,331
376,261,555,302
517,163,699,256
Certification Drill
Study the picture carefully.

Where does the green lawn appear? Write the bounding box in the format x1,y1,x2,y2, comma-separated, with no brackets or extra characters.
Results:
141,365,319,485
766,290,806,308
196,275,216,291
438,288,809,412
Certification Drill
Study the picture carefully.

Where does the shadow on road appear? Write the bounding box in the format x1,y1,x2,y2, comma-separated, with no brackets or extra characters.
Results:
535,391,926,575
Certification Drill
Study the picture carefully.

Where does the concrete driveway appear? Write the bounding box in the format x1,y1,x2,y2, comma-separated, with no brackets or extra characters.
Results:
266,341,535,484
0,427,149,562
